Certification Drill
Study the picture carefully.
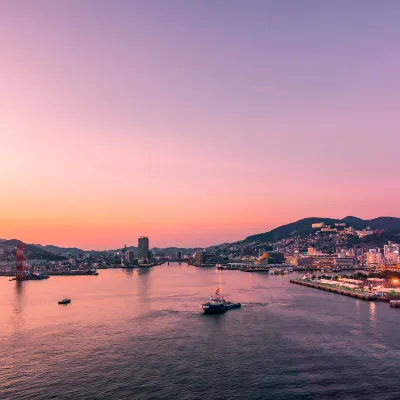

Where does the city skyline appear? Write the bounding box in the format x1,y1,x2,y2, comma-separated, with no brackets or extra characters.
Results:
1,1,400,249
1,214,399,251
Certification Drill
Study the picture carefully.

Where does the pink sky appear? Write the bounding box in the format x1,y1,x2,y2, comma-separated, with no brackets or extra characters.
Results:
1,1,399,249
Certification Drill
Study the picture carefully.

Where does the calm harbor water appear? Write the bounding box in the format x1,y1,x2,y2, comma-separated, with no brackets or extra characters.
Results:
1,263,399,400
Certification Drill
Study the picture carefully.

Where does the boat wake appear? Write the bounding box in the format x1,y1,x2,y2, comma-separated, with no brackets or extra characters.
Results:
242,302,268,308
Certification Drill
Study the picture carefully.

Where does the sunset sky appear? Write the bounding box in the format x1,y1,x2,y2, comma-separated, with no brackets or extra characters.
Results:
1,1,399,249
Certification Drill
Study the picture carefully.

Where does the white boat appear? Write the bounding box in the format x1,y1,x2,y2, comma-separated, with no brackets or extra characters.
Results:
269,268,277,275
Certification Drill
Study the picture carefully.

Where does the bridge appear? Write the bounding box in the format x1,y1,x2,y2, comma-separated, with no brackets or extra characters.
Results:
159,258,191,265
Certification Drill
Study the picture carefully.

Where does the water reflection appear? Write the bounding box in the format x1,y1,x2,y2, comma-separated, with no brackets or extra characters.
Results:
216,269,222,286
136,267,151,313
12,281,25,332
369,302,376,323
137,267,151,276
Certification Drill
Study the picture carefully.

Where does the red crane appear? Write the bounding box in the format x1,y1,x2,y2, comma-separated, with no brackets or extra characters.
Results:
16,245,27,281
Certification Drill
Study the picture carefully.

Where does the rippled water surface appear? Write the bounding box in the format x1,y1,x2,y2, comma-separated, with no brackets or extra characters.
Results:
1,264,400,399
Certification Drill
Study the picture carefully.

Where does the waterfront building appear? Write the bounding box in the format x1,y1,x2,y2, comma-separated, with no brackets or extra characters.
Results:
254,253,269,265
203,252,219,265
384,242,399,262
387,251,400,265
285,255,314,267
194,251,204,266
125,250,134,264
366,250,382,266
333,257,355,268
138,237,149,260
193,250,220,266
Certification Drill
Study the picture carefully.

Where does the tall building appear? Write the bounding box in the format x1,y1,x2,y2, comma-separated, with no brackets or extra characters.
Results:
194,251,204,266
138,236,149,260
125,250,134,264
384,242,399,262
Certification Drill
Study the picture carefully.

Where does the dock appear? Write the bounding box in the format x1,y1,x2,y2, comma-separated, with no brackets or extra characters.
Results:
290,279,378,301
47,270,99,276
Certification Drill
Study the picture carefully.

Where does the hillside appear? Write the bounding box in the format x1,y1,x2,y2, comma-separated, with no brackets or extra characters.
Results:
341,216,400,230
34,244,85,255
0,239,66,261
244,216,400,243
244,217,342,243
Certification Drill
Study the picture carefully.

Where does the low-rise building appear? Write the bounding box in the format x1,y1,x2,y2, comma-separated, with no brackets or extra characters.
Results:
334,257,355,268
312,222,326,228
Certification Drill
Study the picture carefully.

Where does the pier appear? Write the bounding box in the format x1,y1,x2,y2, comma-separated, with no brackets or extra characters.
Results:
290,279,379,301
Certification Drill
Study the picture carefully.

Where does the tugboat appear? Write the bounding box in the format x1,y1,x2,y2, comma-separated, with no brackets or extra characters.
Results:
202,288,228,314
202,288,241,314
58,298,71,305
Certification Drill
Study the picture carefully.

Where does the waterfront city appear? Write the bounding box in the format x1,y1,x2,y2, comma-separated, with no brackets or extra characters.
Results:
2,1,400,399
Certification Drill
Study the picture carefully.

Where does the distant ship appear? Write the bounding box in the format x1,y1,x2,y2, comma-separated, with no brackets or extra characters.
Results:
58,298,71,305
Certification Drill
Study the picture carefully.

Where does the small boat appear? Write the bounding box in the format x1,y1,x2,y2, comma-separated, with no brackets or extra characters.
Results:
202,288,227,314
269,268,280,275
390,300,400,308
202,288,242,314
58,298,71,305
276,269,285,275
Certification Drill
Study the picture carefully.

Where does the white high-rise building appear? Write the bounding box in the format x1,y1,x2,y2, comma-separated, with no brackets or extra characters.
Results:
366,250,382,266
384,242,399,262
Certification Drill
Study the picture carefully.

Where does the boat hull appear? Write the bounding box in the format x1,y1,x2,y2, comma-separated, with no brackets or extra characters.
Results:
226,302,241,310
202,305,227,314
